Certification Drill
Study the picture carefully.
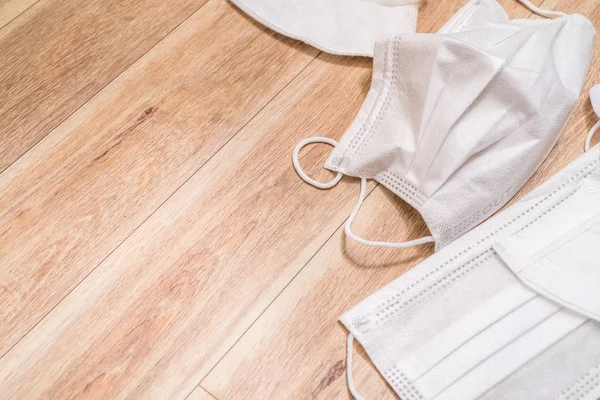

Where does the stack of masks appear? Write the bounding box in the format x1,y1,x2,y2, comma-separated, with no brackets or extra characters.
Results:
235,0,599,398
342,136,600,399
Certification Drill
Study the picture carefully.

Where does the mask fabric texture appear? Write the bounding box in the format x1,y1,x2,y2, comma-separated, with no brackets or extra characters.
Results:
298,0,594,250
493,85,600,322
229,0,419,56
341,142,600,400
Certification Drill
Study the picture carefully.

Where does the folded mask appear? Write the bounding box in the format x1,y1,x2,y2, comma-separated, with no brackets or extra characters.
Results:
341,113,600,400
229,0,419,56
293,0,595,250
493,85,600,323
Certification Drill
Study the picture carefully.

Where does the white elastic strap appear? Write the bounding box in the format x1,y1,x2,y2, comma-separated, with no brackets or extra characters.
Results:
517,0,566,17
347,334,364,400
344,177,435,248
293,136,434,248
585,120,600,152
292,137,343,189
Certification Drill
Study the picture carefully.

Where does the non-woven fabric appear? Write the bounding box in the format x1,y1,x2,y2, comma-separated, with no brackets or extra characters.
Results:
324,0,595,249
495,211,600,323
493,85,600,324
341,144,600,400
229,0,419,57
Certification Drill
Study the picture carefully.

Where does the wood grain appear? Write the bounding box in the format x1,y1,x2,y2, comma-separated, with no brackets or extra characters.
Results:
0,52,376,398
0,0,210,172
0,45,377,397
0,0,38,29
206,187,430,399
0,0,316,360
202,0,600,398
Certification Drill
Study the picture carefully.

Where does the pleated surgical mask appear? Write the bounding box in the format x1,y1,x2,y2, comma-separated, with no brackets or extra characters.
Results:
493,85,600,324
293,0,595,250
229,0,419,56
341,111,600,400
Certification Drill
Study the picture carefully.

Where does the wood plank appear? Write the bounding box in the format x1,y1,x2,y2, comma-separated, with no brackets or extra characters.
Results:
0,51,373,398
187,386,217,400
0,0,38,29
0,0,317,361
202,0,600,398
0,0,210,172
207,188,427,399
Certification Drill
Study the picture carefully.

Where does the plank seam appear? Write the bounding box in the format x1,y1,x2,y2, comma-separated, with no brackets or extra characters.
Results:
0,0,41,30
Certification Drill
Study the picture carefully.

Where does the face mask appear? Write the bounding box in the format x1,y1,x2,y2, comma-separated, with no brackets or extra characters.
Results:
341,105,600,400
493,85,600,323
229,0,419,56
293,0,595,250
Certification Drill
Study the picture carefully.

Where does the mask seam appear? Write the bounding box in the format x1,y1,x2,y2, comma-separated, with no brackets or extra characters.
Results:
385,365,425,400
351,156,600,332
347,39,404,168
556,363,600,400
338,38,396,167
439,0,479,34
372,250,496,325
377,170,428,208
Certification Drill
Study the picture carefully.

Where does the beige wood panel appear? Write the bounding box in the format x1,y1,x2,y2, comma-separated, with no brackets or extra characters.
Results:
202,0,600,398
0,0,211,172
0,0,317,359
0,0,38,29
0,51,376,398
187,386,217,400
206,187,430,399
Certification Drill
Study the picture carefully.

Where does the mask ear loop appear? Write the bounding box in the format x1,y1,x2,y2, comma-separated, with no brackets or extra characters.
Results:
517,0,566,18
584,120,600,152
345,177,435,248
293,137,343,189
293,137,434,248
347,333,364,400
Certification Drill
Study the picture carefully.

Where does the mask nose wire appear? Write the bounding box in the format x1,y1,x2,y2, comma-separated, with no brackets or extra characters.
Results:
517,0,566,17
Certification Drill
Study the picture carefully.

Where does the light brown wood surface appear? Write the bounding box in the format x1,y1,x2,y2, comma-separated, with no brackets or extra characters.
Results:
0,0,316,360
0,0,37,28
0,0,598,398
0,0,210,172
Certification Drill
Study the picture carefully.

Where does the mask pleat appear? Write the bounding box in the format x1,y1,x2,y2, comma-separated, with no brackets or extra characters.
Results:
481,321,600,400
433,310,587,400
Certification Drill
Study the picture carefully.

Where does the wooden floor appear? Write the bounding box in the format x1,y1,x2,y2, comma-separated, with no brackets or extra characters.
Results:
0,0,599,398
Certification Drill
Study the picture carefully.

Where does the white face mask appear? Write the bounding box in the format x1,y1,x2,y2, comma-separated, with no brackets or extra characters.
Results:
293,0,595,250
229,0,419,56
341,114,600,400
493,85,600,323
